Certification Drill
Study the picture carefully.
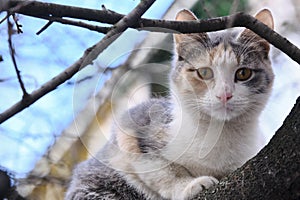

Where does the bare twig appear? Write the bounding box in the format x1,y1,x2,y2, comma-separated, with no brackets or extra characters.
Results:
12,14,23,33
0,14,9,24
5,0,300,64
0,0,156,124
36,21,53,35
37,16,111,35
7,17,28,98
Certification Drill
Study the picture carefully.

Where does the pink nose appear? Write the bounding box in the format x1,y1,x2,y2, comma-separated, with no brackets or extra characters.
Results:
216,93,233,103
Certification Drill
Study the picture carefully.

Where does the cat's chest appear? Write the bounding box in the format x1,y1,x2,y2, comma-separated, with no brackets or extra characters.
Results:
175,136,238,176
175,138,240,178
164,121,251,177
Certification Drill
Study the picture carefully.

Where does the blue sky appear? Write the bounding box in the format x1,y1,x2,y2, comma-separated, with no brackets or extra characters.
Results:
0,0,174,176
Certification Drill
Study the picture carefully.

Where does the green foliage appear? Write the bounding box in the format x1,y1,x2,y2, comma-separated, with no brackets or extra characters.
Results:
191,0,248,18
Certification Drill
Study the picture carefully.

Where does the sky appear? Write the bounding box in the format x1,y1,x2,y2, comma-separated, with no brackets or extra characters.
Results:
0,0,174,176
0,0,300,177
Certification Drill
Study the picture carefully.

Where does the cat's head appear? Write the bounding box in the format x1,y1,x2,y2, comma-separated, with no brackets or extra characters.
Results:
171,9,274,121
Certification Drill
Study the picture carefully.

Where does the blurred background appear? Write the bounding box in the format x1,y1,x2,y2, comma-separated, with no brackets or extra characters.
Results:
0,0,300,199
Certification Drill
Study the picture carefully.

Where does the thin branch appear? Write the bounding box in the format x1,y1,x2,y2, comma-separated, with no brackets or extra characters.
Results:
37,16,111,35
12,14,23,33
5,0,300,65
7,17,28,98
0,14,9,24
0,0,157,124
36,21,53,35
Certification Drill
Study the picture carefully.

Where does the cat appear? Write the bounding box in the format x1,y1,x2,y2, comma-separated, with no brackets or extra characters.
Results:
65,8,274,200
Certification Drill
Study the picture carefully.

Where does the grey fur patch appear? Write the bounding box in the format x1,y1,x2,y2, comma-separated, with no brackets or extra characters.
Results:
244,69,272,94
66,159,147,200
121,99,172,154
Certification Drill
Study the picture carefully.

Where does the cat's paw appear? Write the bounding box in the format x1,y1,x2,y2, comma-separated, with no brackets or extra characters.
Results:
180,176,218,200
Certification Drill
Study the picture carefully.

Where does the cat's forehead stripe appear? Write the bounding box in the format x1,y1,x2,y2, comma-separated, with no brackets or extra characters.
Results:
209,43,239,66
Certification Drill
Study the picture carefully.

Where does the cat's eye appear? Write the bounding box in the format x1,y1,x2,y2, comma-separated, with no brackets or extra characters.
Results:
235,68,252,81
197,67,214,80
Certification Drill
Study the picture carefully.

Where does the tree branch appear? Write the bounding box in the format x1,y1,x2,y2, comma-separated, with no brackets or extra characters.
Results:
36,16,111,35
0,0,156,124
35,20,53,35
7,16,28,98
5,0,300,64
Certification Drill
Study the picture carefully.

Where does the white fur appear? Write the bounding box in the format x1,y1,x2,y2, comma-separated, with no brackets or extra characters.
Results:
164,98,263,175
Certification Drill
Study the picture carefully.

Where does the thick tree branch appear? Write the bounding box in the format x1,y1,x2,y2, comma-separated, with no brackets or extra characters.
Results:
4,0,300,64
0,0,156,124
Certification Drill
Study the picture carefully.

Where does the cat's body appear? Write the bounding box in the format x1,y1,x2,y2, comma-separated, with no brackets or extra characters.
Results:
66,9,274,200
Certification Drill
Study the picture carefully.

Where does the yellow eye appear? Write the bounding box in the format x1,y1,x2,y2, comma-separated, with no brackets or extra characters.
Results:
235,68,252,81
197,67,214,80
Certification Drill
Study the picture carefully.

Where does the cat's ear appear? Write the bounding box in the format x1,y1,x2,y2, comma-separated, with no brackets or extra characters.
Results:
239,9,274,54
174,9,197,44
176,9,197,21
254,9,274,29
174,9,208,44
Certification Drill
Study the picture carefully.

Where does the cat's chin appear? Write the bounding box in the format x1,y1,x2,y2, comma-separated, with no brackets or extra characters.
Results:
210,112,238,121
207,105,242,121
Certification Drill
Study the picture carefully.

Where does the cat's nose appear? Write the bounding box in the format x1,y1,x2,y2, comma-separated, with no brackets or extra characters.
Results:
216,93,233,103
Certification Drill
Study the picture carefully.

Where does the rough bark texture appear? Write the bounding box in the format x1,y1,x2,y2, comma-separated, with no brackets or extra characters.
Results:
193,97,300,199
